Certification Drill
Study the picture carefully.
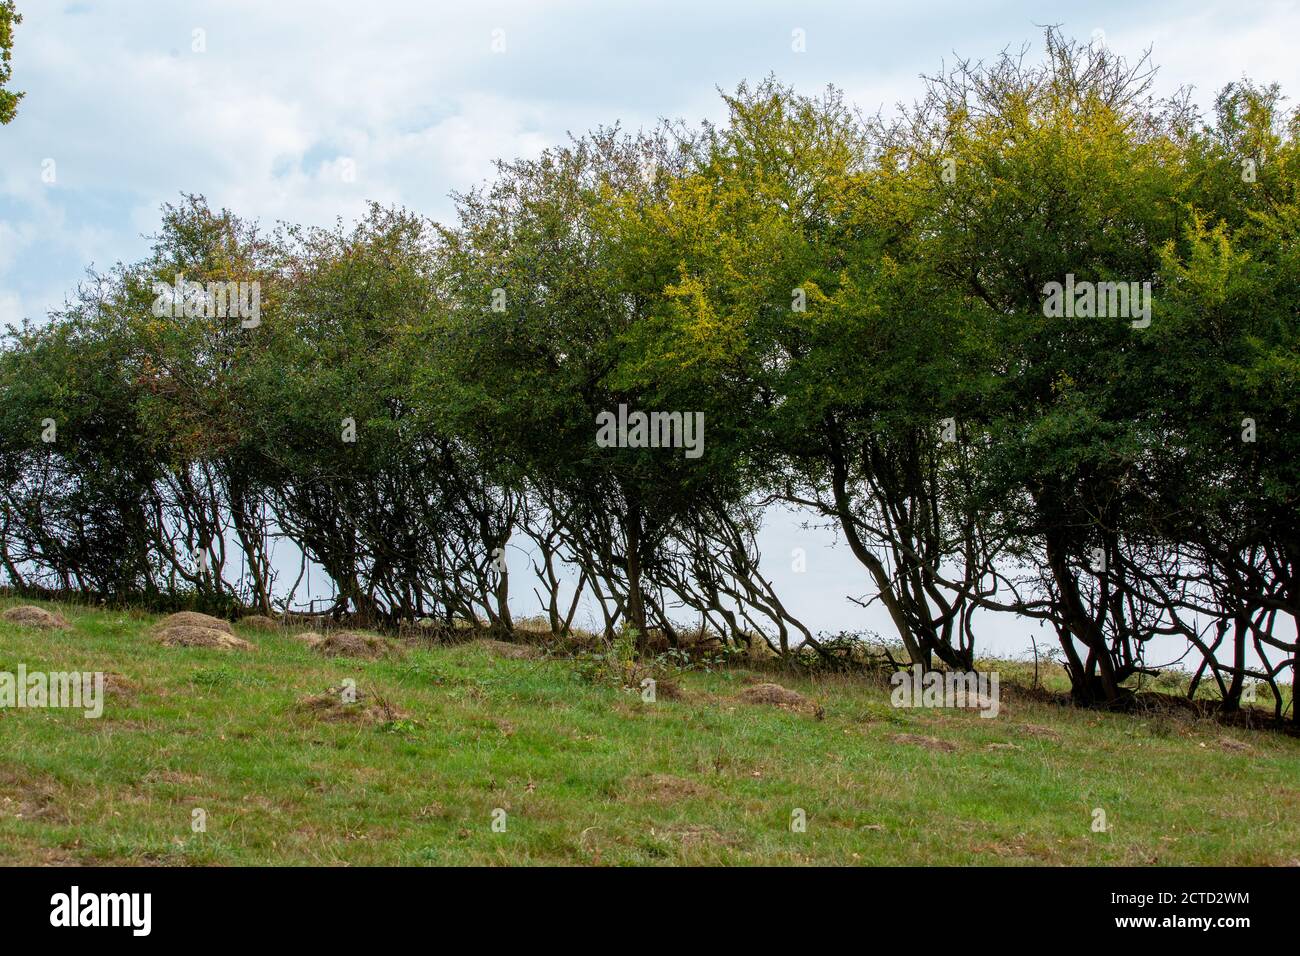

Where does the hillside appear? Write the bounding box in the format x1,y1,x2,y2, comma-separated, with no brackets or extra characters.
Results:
1,598,1297,866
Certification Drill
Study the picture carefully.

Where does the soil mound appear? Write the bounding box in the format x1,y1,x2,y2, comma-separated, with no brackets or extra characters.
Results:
737,682,822,718
296,686,407,724
311,631,403,660
158,612,232,634
156,625,252,651
1,606,69,628
476,639,541,660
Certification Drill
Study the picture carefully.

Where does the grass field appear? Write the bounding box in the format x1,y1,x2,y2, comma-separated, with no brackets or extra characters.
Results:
1,598,1297,866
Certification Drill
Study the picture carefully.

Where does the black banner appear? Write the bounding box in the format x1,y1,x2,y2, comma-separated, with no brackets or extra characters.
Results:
0,866,1289,942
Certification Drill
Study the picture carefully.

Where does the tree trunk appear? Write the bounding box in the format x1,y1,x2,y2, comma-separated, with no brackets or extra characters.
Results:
625,500,647,643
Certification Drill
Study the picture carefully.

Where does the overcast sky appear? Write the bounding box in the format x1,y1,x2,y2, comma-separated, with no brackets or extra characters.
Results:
1,0,1297,655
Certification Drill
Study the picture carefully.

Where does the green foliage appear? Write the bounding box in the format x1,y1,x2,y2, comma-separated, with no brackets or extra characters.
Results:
0,27,1296,713
571,626,643,688
0,1,21,125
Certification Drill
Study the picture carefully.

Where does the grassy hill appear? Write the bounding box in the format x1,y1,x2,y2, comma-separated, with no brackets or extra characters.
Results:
1,598,1297,866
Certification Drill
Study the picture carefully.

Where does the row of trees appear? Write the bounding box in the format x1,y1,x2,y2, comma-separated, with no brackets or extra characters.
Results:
1,32,1296,718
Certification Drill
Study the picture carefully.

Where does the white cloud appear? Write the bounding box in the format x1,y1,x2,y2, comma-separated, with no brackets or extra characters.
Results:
0,290,23,328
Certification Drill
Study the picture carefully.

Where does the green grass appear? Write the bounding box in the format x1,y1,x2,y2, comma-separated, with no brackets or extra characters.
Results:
1,598,1297,866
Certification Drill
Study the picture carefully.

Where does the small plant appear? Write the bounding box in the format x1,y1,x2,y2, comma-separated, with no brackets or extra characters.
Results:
659,643,740,673
571,628,636,687
380,717,420,736
571,626,681,691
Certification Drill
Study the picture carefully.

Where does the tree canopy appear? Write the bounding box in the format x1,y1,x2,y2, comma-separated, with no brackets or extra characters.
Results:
1,29,1296,719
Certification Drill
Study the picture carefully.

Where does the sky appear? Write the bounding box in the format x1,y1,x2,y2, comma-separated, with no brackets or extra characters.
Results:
1,0,1298,658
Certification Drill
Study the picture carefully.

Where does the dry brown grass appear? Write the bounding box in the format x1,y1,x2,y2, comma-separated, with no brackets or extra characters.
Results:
311,630,403,660
237,614,283,630
1018,723,1063,741
157,611,233,634
1,605,69,629
155,624,253,651
736,681,823,718
476,638,542,660
629,773,712,803
295,686,409,725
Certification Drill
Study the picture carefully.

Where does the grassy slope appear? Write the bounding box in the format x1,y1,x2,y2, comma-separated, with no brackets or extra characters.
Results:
1,598,1297,866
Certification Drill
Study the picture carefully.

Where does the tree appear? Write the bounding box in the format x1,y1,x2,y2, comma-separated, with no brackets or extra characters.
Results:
1139,82,1300,718
0,1,22,125
907,32,1196,703
629,78,996,669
